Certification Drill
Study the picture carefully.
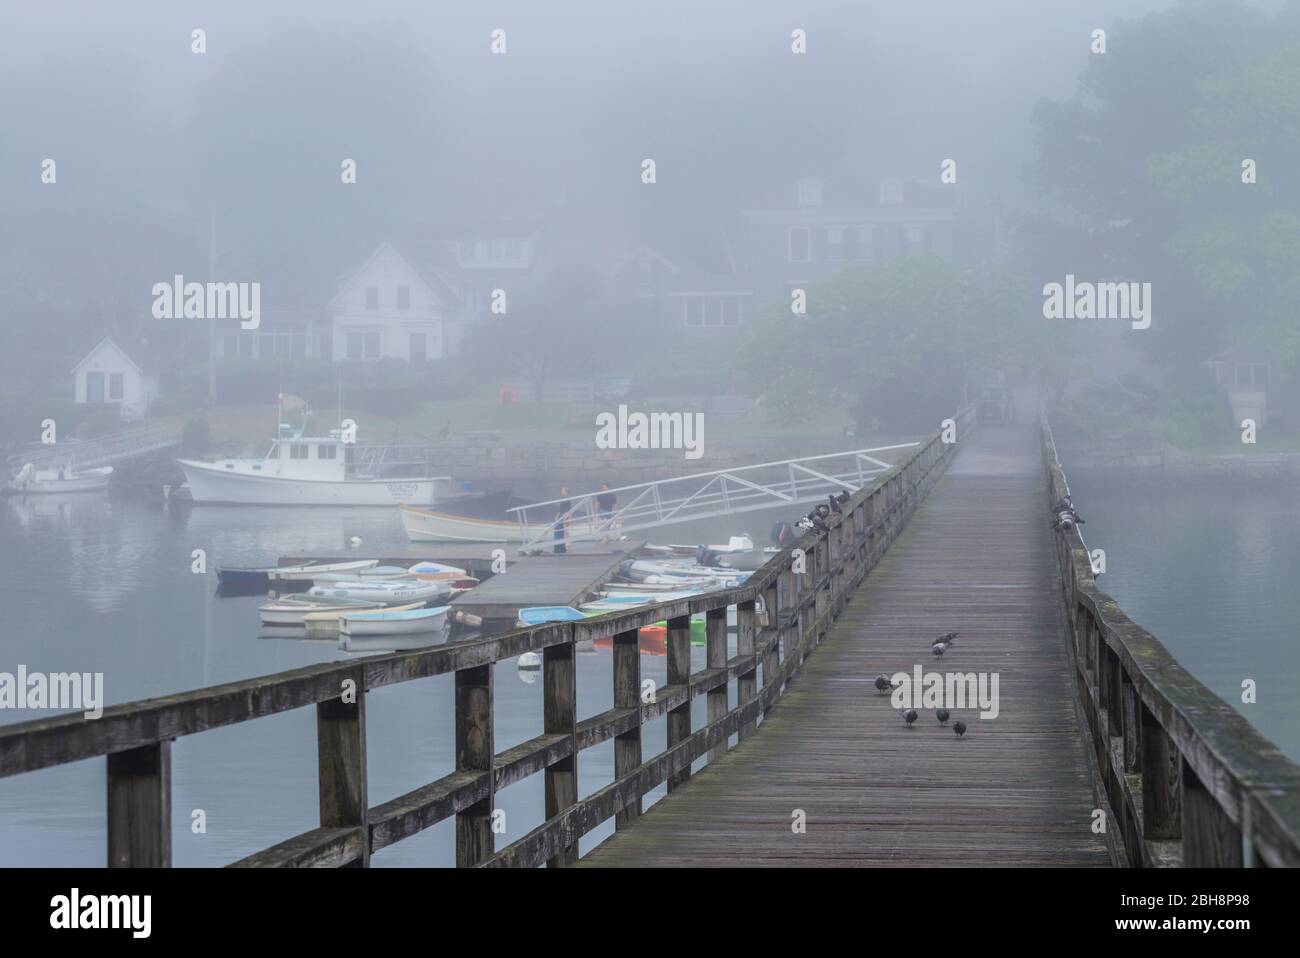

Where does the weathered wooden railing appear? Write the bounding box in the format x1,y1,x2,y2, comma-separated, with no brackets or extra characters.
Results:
1042,411,1300,867
0,409,973,868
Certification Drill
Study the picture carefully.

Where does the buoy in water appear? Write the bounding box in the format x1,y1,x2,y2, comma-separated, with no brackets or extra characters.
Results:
349,536,362,548
518,651,542,669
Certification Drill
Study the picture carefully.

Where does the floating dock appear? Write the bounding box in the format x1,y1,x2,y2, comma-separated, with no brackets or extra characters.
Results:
448,543,642,622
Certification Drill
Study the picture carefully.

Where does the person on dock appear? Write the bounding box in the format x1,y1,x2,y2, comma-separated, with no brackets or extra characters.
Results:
596,483,618,541
553,488,571,554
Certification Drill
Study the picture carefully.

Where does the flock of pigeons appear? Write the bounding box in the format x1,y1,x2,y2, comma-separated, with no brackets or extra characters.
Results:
795,491,852,535
872,631,968,737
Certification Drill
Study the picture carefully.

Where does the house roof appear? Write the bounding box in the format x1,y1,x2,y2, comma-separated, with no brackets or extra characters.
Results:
71,337,144,377
327,240,462,311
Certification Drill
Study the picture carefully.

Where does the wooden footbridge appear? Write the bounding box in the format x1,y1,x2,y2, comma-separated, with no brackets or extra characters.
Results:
2,408,1298,867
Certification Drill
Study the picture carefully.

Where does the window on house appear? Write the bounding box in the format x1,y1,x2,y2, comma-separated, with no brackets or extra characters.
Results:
346,332,363,360
683,298,706,327
397,286,410,310
109,373,124,400
319,334,332,362
504,240,522,262
458,241,475,264
365,286,379,310
905,224,927,250
856,227,875,259
722,297,742,327
292,334,308,360
410,333,427,362
363,331,381,359
223,334,237,357
290,444,309,459
488,240,505,262
259,334,275,358
824,227,844,261
879,178,904,205
789,227,811,263
238,335,255,357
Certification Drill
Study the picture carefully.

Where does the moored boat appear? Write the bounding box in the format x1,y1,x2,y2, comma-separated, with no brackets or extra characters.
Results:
7,464,113,494
178,416,456,506
339,605,451,638
259,595,384,626
308,578,450,605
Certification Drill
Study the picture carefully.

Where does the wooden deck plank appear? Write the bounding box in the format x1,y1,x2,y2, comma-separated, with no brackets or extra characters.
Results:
579,425,1111,867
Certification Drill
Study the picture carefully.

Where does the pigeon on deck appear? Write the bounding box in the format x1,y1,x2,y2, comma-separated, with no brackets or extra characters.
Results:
953,720,967,738
903,709,918,727
936,708,950,726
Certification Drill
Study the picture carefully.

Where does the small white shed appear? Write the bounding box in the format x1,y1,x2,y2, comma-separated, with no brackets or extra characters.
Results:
72,338,158,420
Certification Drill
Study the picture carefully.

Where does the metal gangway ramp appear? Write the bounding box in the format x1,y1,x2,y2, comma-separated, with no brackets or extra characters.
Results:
510,442,921,550
5,422,182,475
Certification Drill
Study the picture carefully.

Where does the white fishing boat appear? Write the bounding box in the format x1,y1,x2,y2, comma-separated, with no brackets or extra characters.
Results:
259,595,383,626
178,415,456,506
339,605,451,638
308,578,450,605
7,464,113,494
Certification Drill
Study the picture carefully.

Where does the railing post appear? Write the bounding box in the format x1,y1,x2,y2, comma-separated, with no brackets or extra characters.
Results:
736,599,757,742
1121,672,1141,773
1141,706,1181,842
1182,759,1244,866
316,672,369,867
107,741,172,867
544,628,578,866
706,606,728,761
613,627,642,828
455,664,494,866
761,582,781,720
666,614,692,791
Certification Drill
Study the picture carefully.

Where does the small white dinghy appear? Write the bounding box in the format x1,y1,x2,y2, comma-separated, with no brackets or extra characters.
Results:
267,559,379,582
339,605,450,638
260,595,383,626
8,464,113,494
302,601,424,636
308,579,450,605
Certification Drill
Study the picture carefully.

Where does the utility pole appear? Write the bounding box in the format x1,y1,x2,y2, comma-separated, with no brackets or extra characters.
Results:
207,212,217,405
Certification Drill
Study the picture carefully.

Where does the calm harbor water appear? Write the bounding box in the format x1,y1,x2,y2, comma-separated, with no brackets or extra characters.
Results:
0,492,753,867
1,476,1296,866
1065,474,1300,763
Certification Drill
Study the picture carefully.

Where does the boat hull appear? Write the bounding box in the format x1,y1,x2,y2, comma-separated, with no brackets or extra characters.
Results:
400,504,546,543
7,466,113,494
179,460,441,506
340,606,450,638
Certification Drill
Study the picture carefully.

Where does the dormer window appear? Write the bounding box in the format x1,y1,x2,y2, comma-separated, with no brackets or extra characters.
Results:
397,286,410,310
365,286,379,310
879,178,904,205
797,178,823,207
